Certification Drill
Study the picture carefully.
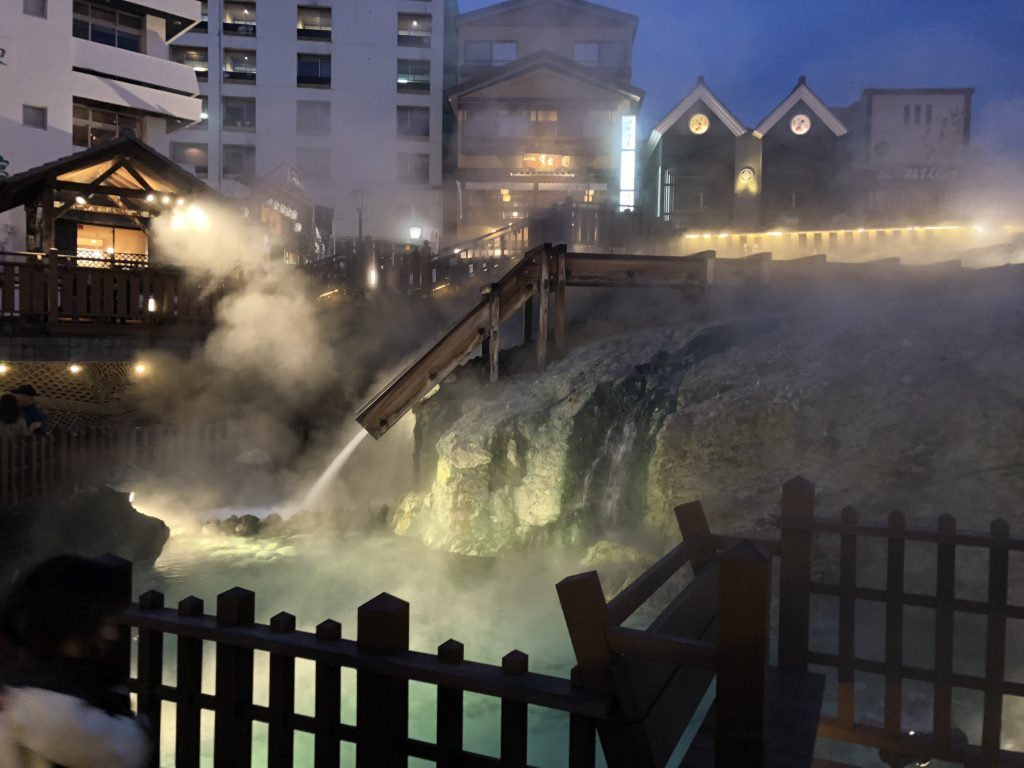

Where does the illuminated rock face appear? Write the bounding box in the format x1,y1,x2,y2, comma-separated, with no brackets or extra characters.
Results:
396,275,1024,557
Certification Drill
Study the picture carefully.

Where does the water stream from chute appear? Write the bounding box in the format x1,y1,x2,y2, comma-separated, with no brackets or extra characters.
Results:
299,429,370,511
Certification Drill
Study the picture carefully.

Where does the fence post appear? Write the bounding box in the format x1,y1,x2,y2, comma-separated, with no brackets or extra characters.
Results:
568,667,597,768
315,619,343,768
779,476,814,672
268,612,297,766
213,588,255,767
501,650,529,766
932,514,957,748
884,511,906,735
556,572,612,692
675,500,717,573
136,590,164,768
436,639,464,767
47,247,59,328
357,593,409,767
554,246,567,352
175,596,204,768
715,540,771,768
982,518,1010,764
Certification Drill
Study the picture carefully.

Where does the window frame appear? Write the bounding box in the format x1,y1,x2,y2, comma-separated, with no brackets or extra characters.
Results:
397,105,431,139
23,0,47,18
397,59,431,94
22,105,47,130
170,141,209,178
223,1,256,37
397,13,432,48
72,1,144,53
223,48,256,83
223,96,257,131
297,6,331,40
171,45,209,81
296,100,331,136
72,101,145,148
222,143,256,180
297,53,332,87
397,152,431,185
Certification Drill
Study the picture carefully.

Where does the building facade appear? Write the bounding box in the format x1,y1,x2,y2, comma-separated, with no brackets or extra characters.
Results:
168,0,450,246
0,0,203,251
447,0,644,241
836,88,974,223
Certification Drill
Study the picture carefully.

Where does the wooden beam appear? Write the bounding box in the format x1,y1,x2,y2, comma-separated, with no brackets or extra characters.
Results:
537,245,550,371
564,251,714,288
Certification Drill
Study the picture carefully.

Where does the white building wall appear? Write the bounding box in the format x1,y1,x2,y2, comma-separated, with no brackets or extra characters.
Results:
174,0,445,244
0,0,202,250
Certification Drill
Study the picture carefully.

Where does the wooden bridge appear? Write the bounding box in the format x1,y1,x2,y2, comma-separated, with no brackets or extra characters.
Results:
356,241,994,439
99,476,1024,767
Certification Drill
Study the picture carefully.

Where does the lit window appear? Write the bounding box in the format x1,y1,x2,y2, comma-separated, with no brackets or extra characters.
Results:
397,59,430,94
223,49,256,82
297,6,331,40
223,1,256,36
398,13,431,48
171,46,209,80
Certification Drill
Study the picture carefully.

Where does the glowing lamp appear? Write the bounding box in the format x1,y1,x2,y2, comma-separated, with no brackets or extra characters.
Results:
106,247,115,254
294,221,303,233
146,194,155,202
162,195,171,205
176,198,186,206
75,196,87,205
200,111,209,119
409,225,422,241
68,364,83,375
0,363,8,375
129,492,136,504
134,362,147,375
147,297,157,312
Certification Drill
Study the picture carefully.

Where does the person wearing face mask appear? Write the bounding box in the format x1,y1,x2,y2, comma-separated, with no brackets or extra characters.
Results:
0,556,151,768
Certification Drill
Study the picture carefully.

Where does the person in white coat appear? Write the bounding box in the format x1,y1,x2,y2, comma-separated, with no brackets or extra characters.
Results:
0,556,150,768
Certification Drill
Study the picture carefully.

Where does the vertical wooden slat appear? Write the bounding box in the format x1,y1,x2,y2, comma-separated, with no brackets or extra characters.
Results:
522,295,534,343
536,245,550,371
982,518,1010,762
837,506,858,729
932,514,956,747
779,476,815,672
436,639,464,768
501,650,529,766
137,590,165,768
314,619,342,768
0,436,9,507
267,612,296,768
884,511,905,734
175,596,204,768
568,667,597,768
715,541,771,768
213,588,255,767
356,593,409,767
675,500,717,574
98,554,133,682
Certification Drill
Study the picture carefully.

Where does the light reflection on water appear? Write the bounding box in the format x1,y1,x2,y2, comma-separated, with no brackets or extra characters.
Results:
136,529,593,767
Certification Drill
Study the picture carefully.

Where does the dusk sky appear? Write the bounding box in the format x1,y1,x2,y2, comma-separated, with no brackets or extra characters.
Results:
457,0,1024,154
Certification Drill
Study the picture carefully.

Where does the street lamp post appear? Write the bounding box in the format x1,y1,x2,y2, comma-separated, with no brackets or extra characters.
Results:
351,187,370,242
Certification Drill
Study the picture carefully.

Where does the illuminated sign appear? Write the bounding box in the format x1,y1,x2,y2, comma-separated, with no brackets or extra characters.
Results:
263,198,299,220
522,153,573,171
620,115,636,211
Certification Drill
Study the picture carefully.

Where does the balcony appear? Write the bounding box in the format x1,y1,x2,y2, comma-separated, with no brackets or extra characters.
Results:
71,37,201,122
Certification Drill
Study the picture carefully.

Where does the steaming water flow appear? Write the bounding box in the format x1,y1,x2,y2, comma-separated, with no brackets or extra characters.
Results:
300,429,369,510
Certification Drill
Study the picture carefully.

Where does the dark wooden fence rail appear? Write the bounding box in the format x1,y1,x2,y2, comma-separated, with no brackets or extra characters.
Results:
0,422,239,507
0,250,220,330
109,560,609,768
776,476,1024,768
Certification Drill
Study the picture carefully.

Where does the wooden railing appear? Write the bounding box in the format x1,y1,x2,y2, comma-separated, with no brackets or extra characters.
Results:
0,250,219,332
776,476,1024,768
108,558,608,768
0,423,238,507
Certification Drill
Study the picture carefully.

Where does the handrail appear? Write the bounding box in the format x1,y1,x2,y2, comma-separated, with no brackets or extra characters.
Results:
117,604,610,718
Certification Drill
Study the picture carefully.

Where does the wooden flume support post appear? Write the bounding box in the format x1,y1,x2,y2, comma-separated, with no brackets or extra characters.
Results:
488,283,500,383
537,244,551,371
555,246,567,352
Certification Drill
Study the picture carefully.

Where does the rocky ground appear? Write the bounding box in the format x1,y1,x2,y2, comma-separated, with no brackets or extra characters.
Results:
392,265,1024,577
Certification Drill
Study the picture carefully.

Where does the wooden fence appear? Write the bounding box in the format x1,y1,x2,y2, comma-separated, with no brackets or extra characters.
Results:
0,422,237,507
0,250,220,331
776,476,1024,767
111,558,608,768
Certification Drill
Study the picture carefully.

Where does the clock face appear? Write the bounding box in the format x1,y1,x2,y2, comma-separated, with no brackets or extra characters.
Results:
738,167,755,184
790,114,812,135
689,113,710,135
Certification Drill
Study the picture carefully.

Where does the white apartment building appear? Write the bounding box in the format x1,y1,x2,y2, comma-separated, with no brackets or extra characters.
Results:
0,0,203,250
169,0,447,245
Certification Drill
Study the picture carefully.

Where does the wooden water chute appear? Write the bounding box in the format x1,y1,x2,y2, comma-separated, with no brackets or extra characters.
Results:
355,244,715,439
